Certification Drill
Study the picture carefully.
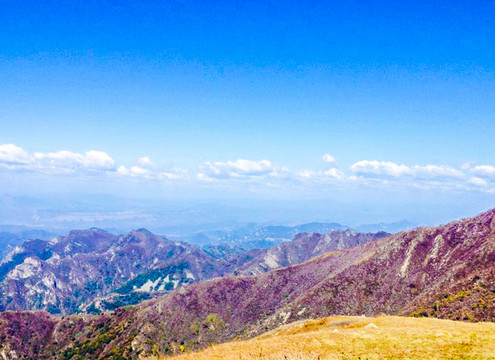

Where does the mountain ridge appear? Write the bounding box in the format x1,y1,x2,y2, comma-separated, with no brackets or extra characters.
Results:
0,226,384,315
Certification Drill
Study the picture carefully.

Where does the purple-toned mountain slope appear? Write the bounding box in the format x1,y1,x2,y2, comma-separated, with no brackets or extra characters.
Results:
229,230,388,275
0,226,381,315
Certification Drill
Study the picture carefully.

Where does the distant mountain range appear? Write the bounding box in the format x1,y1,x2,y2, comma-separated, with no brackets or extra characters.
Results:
0,220,415,260
0,226,385,314
354,219,418,234
185,222,350,248
1,208,495,359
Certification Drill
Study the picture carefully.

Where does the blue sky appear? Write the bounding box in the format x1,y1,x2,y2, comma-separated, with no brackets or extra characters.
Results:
1,0,495,226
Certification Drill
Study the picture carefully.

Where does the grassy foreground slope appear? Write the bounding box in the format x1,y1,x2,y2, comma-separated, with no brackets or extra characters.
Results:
165,315,495,360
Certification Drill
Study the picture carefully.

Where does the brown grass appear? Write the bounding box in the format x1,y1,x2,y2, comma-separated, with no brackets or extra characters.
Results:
156,315,495,360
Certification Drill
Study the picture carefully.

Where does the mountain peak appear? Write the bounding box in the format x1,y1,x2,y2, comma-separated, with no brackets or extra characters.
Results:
122,228,169,246
133,228,154,235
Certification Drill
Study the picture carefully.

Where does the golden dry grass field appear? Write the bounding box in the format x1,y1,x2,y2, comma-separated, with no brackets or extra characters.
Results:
155,315,495,360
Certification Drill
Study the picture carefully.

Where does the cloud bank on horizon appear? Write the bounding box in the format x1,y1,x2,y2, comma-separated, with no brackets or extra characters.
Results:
1,143,492,196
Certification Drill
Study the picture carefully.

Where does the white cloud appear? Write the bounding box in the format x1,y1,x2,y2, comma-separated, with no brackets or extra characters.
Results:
117,163,188,180
2,143,495,194
83,151,115,169
0,144,189,181
33,150,115,172
468,177,488,187
296,170,315,179
117,165,150,177
129,166,149,176
138,157,153,167
346,159,489,193
157,168,188,180
413,165,464,179
470,165,495,177
324,168,344,179
0,144,115,173
292,168,345,182
116,166,128,175
351,160,411,177
351,160,464,180
322,154,336,164
197,172,216,182
0,144,33,165
199,159,274,179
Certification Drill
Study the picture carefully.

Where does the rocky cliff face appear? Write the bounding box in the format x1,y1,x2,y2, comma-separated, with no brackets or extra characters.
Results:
0,228,224,314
